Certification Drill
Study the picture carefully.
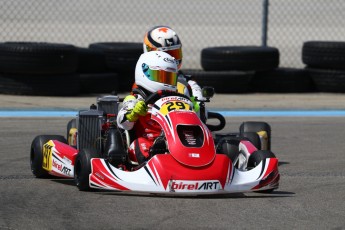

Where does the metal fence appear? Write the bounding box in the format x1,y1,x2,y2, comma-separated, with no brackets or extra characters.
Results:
1,0,344,69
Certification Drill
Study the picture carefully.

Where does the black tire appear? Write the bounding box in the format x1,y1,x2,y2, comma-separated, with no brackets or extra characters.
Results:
76,47,108,73
251,67,314,93
0,42,78,74
67,118,77,146
240,122,271,150
216,136,246,164
0,73,80,96
201,46,279,71
247,150,276,168
302,41,345,70
307,68,345,92
74,148,100,191
30,135,67,178
79,73,120,94
181,69,254,93
89,42,143,92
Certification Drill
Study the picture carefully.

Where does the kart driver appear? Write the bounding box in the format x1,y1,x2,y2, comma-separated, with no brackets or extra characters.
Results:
139,25,207,118
117,51,179,165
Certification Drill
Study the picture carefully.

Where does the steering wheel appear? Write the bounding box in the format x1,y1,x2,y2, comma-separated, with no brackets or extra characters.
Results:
145,90,191,105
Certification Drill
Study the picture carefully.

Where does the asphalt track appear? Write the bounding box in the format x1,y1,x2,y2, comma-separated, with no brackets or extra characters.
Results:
1,94,345,229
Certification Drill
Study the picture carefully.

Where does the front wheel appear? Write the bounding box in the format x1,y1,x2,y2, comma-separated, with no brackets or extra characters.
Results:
74,148,99,191
30,135,67,178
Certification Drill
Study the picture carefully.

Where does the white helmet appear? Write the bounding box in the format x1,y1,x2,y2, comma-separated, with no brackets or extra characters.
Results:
143,26,183,69
135,51,178,93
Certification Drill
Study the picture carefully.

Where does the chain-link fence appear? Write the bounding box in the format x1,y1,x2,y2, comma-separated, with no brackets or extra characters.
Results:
1,0,344,69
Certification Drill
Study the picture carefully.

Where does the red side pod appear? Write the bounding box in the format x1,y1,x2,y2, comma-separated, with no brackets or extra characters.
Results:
52,141,78,165
148,154,232,190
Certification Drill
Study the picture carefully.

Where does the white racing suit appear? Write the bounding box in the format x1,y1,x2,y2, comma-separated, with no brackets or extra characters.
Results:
116,76,206,164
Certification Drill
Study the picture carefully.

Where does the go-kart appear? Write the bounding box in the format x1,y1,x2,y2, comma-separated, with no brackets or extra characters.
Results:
30,90,279,194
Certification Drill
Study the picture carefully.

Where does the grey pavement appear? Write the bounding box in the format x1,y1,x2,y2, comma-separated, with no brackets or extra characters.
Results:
1,93,345,110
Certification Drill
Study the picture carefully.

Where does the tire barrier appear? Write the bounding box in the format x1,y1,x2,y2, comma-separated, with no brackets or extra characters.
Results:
201,46,279,72
181,69,254,93
303,41,345,92
306,68,345,92
0,42,78,74
302,41,345,70
79,73,119,94
76,47,108,73
89,42,143,92
0,73,80,96
251,67,314,93
1,41,345,95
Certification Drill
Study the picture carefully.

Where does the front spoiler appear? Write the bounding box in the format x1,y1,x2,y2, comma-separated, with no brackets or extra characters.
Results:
89,154,279,194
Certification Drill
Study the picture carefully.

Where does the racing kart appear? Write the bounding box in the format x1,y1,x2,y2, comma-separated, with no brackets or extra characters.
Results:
30,90,279,194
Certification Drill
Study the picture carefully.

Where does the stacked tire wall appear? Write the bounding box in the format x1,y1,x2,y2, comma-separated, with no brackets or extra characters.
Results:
0,42,142,96
183,45,315,94
302,41,345,92
1,41,345,96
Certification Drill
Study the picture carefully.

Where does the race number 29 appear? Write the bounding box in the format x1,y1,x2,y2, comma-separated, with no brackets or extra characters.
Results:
166,101,187,112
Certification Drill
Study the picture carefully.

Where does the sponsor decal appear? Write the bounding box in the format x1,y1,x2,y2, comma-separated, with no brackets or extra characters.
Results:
169,180,221,192
52,159,71,175
95,172,104,180
163,57,175,64
63,156,72,164
161,96,189,102
189,153,200,158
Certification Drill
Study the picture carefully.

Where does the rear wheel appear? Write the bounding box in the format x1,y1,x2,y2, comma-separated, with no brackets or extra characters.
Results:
30,135,67,178
240,132,261,150
74,148,99,191
240,121,271,150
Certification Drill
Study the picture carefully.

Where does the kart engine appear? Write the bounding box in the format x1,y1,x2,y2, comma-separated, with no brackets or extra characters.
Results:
77,95,120,152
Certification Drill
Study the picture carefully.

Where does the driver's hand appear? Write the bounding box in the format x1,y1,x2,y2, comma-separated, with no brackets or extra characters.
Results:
126,100,148,122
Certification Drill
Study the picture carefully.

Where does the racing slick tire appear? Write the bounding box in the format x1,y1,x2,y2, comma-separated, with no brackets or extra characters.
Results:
30,135,68,178
201,46,279,71
247,150,277,193
74,148,100,191
240,122,271,150
67,118,77,147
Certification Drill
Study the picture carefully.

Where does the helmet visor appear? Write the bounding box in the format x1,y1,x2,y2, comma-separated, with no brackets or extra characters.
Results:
157,45,183,61
142,63,177,86
165,48,183,61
